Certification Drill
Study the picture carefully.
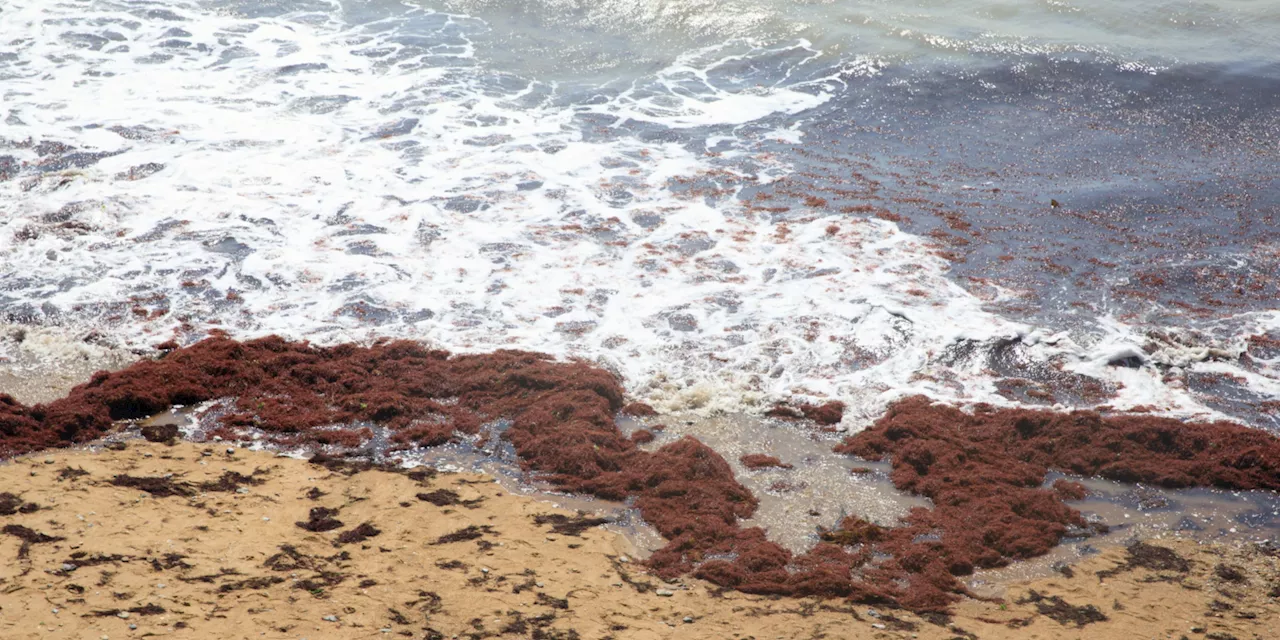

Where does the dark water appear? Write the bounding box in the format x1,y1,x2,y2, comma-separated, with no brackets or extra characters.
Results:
759,59,1280,329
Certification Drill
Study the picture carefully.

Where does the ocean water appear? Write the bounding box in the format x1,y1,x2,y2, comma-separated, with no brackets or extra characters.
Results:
1,0,1278,434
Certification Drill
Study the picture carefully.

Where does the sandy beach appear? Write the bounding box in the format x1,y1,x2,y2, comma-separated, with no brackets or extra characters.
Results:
2,440,1275,640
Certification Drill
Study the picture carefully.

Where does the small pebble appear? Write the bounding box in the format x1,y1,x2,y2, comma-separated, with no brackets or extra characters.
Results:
44,457,54,464
871,623,886,630
61,563,77,572
683,616,693,624
480,567,489,574
156,584,166,589
200,451,212,457
235,487,249,494
51,608,58,614
128,624,137,630
655,589,674,597
116,612,129,619
262,517,270,521
322,615,338,622
535,582,545,588
225,447,235,455
618,556,629,563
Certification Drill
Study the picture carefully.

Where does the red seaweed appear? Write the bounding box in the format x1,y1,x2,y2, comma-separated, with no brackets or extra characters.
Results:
739,454,792,470
821,396,1280,609
765,400,845,425
630,429,655,444
2,339,1277,614
620,402,657,417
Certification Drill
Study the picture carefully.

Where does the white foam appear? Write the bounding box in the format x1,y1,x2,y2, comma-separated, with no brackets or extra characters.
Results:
0,0,1275,428
584,40,839,128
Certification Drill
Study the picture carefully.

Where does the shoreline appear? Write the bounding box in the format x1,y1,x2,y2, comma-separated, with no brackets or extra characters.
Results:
1,335,1277,632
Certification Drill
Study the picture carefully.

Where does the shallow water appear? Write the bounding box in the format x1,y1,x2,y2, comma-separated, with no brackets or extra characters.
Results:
2,0,1278,427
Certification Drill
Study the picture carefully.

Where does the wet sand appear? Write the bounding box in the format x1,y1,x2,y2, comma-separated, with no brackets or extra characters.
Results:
2,441,1276,640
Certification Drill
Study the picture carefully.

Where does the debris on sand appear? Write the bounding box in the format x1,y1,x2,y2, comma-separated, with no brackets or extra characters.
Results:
57,466,90,481
416,489,484,508
335,522,381,545
297,507,344,533
432,525,496,545
109,474,195,497
3,523,64,544
1015,590,1107,627
87,603,166,617
1097,542,1191,579
110,470,266,498
532,513,612,537
139,423,179,443
3,523,65,558
0,492,39,515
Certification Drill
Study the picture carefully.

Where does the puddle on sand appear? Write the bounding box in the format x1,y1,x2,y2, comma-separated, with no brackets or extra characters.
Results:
618,412,931,553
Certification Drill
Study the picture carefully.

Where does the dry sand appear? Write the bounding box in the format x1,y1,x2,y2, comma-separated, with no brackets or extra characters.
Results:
0,441,1276,640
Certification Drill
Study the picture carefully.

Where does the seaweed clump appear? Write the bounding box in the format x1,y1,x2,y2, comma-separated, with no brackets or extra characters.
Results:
3,523,65,558
0,492,39,515
0,336,627,457
739,454,792,470
1015,590,1107,627
335,522,381,545
297,507,344,533
532,513,612,537
416,489,483,508
1096,542,1191,579
826,396,1278,609
765,400,845,425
